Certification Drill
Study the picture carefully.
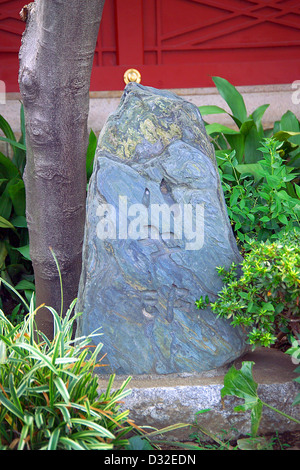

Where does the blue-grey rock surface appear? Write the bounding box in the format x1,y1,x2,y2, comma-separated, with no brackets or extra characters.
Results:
76,83,247,375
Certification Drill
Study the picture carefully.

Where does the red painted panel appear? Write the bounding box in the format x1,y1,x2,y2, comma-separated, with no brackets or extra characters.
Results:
0,0,300,92
0,0,26,91
91,0,300,89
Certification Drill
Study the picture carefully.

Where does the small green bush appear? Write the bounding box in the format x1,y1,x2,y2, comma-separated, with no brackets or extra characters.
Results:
196,231,300,348
219,138,300,247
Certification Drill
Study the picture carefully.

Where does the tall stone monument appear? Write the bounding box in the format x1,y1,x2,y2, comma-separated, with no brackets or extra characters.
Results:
76,83,247,375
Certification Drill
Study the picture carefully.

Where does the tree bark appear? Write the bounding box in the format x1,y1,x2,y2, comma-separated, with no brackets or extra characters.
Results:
19,0,105,338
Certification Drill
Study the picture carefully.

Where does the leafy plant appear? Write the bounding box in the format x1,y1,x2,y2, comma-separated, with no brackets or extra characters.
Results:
271,109,300,184
286,336,300,406
86,129,98,184
221,361,300,449
219,138,300,246
0,249,189,451
0,275,143,450
0,104,34,318
200,77,266,165
196,232,300,348
199,76,300,171
0,104,98,322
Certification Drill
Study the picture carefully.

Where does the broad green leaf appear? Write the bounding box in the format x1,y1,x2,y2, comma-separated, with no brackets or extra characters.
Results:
236,163,263,181
273,131,300,142
8,179,26,216
221,362,258,407
13,244,31,260
260,216,270,222
251,104,270,137
126,435,154,450
0,215,15,230
10,215,27,227
251,104,269,123
249,399,263,437
0,192,12,221
221,362,263,437
212,76,247,124
198,105,227,115
226,133,245,163
277,190,292,201
240,118,255,136
266,174,280,188
222,173,236,181
0,114,19,162
0,114,16,141
86,129,97,181
0,151,19,179
14,280,35,291
279,110,300,133
205,123,239,135
0,108,26,173
294,184,300,199
244,126,262,163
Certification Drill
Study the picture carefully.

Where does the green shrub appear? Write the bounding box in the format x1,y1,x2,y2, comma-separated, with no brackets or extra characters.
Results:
199,76,300,175
196,231,300,348
0,105,34,319
219,138,300,247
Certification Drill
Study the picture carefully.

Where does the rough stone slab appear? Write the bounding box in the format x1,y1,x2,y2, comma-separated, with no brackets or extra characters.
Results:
98,348,300,441
76,83,247,375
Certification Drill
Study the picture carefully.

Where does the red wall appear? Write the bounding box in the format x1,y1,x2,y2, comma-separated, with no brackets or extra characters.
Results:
1,0,300,92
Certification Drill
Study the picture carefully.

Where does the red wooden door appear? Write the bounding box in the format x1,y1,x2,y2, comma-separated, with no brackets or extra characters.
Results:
1,0,300,92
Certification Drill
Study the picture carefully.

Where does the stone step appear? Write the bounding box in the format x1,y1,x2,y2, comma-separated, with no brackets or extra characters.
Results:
97,348,300,442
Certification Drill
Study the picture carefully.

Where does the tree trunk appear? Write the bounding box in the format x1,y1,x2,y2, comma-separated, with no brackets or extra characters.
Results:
19,0,105,339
